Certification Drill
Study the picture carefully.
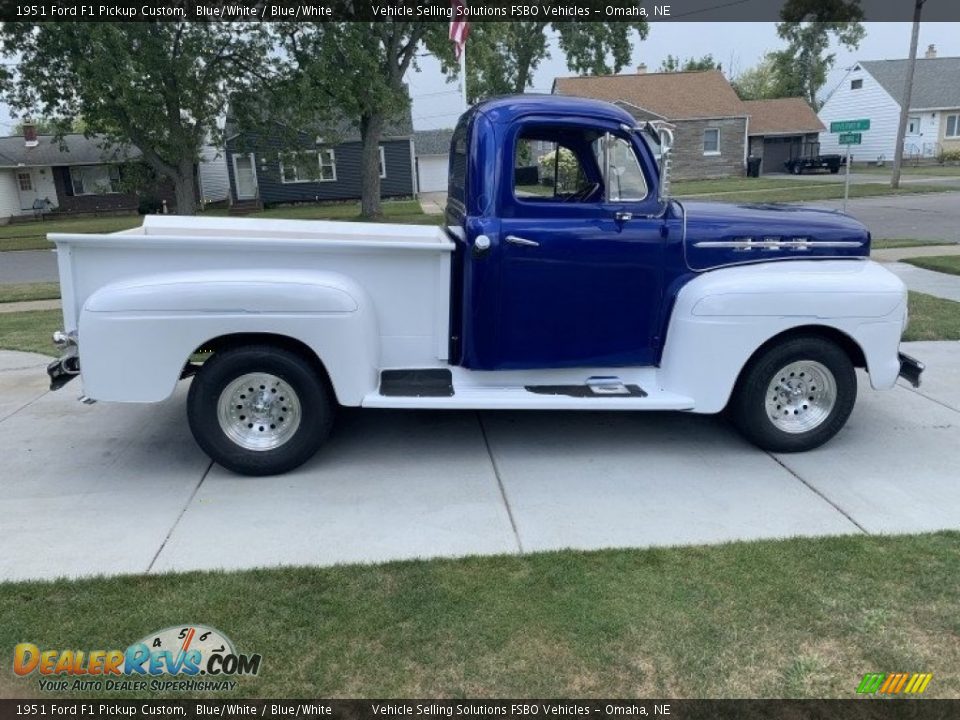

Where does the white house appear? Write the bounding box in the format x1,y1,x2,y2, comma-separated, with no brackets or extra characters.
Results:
818,46,960,163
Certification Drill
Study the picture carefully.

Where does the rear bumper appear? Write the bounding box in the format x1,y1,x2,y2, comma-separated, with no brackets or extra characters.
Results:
47,330,80,391
898,352,924,388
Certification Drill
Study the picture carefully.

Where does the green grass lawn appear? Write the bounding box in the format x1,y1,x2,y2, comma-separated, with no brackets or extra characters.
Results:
0,215,142,252
871,239,955,250
902,255,960,277
1,532,958,699
677,181,954,204
853,163,960,177
903,291,960,341
0,282,61,304
672,177,842,196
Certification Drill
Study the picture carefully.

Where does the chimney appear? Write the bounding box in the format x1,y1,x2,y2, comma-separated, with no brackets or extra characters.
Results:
637,63,647,74
925,44,937,59
23,120,38,147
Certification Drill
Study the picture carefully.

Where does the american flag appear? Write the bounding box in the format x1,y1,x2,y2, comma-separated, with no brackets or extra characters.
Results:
449,0,470,61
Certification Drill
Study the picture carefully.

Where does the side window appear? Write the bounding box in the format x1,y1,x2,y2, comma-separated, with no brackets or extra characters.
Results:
449,123,468,204
594,135,648,202
514,133,594,202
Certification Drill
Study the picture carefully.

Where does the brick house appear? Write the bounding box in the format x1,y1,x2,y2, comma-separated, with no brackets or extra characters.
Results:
552,68,823,179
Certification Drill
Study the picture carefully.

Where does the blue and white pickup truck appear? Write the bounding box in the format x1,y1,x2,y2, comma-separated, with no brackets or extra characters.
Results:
47,96,923,475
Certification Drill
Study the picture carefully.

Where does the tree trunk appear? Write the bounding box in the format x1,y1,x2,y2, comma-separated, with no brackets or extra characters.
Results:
359,113,385,220
172,160,198,215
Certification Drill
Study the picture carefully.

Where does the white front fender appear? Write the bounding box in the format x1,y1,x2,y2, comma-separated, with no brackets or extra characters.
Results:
78,270,379,404
659,260,907,413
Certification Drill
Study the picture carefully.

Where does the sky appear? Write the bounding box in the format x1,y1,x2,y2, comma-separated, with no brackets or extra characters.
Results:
1,22,958,135
406,21,960,130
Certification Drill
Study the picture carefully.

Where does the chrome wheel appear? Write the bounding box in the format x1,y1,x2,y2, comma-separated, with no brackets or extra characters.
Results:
764,360,837,434
216,372,301,451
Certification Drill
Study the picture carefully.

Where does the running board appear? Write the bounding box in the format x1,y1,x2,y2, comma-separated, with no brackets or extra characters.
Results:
363,384,694,411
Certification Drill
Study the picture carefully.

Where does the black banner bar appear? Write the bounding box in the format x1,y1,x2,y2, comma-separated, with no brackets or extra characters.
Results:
2,700,960,720
3,0,960,23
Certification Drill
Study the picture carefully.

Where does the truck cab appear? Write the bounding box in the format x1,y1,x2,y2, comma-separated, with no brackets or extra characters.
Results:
47,95,922,476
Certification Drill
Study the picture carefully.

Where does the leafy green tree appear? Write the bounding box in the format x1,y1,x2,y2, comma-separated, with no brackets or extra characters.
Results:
13,117,84,135
772,0,865,109
273,23,456,219
466,22,649,103
0,23,270,215
732,54,790,100
658,54,721,73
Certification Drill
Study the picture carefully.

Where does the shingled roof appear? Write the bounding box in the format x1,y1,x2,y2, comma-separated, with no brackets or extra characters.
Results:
0,134,139,168
742,98,825,136
860,57,960,109
552,69,747,120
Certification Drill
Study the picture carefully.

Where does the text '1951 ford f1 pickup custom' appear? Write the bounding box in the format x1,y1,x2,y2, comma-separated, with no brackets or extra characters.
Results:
47,96,923,475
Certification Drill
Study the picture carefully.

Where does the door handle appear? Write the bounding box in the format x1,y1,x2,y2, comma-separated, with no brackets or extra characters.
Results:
615,211,633,222
505,235,540,247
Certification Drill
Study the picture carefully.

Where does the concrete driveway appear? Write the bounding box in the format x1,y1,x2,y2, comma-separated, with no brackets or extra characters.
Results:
2,342,958,582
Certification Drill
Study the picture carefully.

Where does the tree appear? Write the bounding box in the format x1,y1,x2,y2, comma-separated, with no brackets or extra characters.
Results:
466,22,649,103
0,23,270,215
732,53,789,100
659,54,720,73
13,117,84,135
773,0,865,109
273,23,456,219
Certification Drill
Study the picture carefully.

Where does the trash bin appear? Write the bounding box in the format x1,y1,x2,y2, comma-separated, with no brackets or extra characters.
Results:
747,156,762,178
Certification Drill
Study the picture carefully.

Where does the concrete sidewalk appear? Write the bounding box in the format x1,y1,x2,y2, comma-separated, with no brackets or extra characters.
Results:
1,342,958,582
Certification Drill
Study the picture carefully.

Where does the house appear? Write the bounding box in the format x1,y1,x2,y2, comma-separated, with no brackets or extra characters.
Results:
225,111,416,209
743,98,826,173
818,46,960,162
0,123,227,223
553,68,749,179
0,125,159,223
552,67,825,178
414,128,454,193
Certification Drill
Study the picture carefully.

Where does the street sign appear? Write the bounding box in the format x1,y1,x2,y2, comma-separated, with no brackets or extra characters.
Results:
831,119,870,133
839,132,862,145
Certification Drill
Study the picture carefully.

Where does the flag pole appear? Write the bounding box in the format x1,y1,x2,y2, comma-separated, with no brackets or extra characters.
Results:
460,43,468,112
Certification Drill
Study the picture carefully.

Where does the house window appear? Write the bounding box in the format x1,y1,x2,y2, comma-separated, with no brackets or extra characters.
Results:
946,115,959,138
70,165,121,195
279,150,336,183
379,146,387,179
17,172,32,191
851,78,863,90
703,128,721,155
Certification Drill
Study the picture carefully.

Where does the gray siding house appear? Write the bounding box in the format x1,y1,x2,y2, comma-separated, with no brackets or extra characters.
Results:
225,112,416,208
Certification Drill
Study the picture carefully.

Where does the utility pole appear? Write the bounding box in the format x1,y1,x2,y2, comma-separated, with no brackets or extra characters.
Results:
891,0,925,189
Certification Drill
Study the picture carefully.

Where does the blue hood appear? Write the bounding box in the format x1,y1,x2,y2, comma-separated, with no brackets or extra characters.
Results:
679,200,870,272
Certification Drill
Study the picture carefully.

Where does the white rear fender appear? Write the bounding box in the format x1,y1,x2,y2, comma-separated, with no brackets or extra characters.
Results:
78,270,379,404
659,260,908,413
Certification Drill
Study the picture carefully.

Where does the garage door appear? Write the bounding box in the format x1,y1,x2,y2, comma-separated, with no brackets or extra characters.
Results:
418,155,449,192
762,136,802,174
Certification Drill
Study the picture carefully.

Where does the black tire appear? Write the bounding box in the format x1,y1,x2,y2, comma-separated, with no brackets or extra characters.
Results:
830,166,840,174
791,163,803,175
187,344,334,476
727,336,856,453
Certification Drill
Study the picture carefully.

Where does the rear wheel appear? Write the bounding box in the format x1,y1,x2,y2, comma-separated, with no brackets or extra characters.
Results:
187,345,333,475
791,163,803,175
728,336,856,453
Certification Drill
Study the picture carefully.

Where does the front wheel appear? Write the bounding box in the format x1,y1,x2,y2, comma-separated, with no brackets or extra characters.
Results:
187,345,334,476
727,337,856,453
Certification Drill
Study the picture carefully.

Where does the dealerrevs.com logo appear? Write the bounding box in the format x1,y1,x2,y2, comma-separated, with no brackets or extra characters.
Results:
14,624,261,693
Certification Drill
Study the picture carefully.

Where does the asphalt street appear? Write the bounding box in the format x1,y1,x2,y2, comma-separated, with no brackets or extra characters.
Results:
1,340,958,581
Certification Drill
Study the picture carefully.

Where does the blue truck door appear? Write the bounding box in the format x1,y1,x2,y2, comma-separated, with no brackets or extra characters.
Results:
493,129,663,369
